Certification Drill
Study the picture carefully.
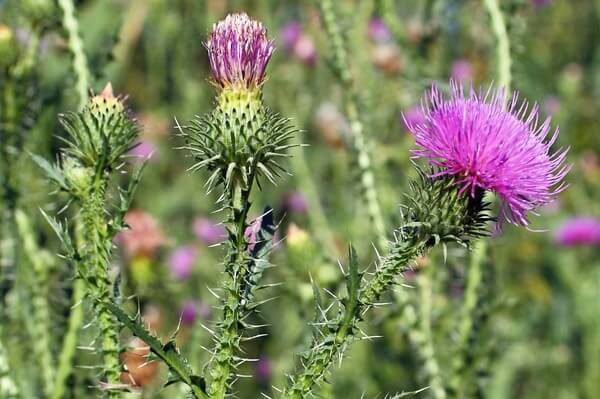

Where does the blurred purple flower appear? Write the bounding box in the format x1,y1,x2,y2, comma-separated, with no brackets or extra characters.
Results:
368,18,392,43
554,217,600,246
129,140,157,162
180,300,211,326
284,191,308,214
205,13,275,89
450,59,473,82
401,106,426,132
531,0,553,8
168,246,197,281
245,216,262,253
254,355,272,383
409,82,570,226
280,21,302,52
293,35,317,67
193,218,227,245
543,96,561,116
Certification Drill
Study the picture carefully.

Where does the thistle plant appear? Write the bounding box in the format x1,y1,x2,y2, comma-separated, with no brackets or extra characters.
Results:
177,13,297,398
283,81,569,397
36,83,140,396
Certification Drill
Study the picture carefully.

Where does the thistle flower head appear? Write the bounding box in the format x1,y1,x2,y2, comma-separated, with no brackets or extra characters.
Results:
408,82,569,226
205,13,275,91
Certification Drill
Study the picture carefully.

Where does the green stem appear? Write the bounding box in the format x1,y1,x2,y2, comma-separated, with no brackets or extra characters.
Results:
482,0,512,94
318,0,387,251
15,209,55,397
206,175,255,399
80,179,120,397
416,271,446,399
57,0,90,109
51,278,85,399
282,236,429,398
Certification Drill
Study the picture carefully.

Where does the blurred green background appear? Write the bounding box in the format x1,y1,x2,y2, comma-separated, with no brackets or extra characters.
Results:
1,0,599,398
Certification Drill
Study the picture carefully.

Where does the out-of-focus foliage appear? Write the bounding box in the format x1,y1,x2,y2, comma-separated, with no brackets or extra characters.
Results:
0,0,599,398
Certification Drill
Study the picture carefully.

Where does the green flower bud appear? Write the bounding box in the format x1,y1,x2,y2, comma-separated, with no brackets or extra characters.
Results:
62,156,93,197
19,0,56,25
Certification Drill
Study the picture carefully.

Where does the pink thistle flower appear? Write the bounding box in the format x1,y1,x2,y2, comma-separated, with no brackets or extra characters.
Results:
116,210,165,259
407,82,570,226
554,217,600,247
280,22,302,52
401,105,426,132
193,218,227,245
129,140,157,162
368,18,392,43
168,246,197,281
205,13,275,90
450,59,473,82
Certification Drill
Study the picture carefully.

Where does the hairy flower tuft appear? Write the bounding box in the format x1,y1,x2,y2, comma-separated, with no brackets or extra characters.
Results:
407,82,570,226
205,13,275,90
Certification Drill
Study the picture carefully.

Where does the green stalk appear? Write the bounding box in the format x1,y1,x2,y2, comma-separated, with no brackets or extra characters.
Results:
57,0,90,109
282,236,429,398
80,179,120,396
482,0,512,93
206,174,255,399
318,0,387,251
51,278,85,399
15,210,55,396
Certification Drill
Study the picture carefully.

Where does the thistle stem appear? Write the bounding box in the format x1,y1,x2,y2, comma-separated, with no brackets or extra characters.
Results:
207,175,255,399
57,0,90,109
282,236,429,398
482,0,512,94
51,278,85,399
318,0,387,251
80,179,120,397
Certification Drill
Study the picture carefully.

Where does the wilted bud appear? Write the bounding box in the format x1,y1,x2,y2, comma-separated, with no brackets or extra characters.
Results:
0,25,18,69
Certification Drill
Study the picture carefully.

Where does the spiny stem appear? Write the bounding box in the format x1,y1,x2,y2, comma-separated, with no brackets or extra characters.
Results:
80,179,120,397
207,175,255,399
57,0,90,109
482,0,512,94
318,0,387,251
282,237,428,398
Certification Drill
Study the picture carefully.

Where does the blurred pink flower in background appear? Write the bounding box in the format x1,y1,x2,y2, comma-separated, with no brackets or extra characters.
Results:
542,96,561,116
283,191,308,214
450,59,473,82
280,21,302,51
254,355,272,384
129,140,157,162
193,218,227,245
180,300,211,326
368,18,392,43
279,21,316,66
554,217,600,247
116,210,166,259
532,0,553,9
168,246,197,280
401,106,426,132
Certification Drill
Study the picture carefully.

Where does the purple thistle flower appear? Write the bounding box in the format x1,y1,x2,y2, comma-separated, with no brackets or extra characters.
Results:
284,191,308,214
205,13,275,90
180,300,211,327
168,246,197,281
193,218,227,245
450,59,473,82
280,22,302,52
554,217,600,247
254,355,272,384
368,18,392,43
408,82,569,226
129,140,157,162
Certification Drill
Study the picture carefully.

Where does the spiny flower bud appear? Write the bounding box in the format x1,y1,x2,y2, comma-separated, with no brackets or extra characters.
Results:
62,156,93,197
60,83,138,168
180,14,297,191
